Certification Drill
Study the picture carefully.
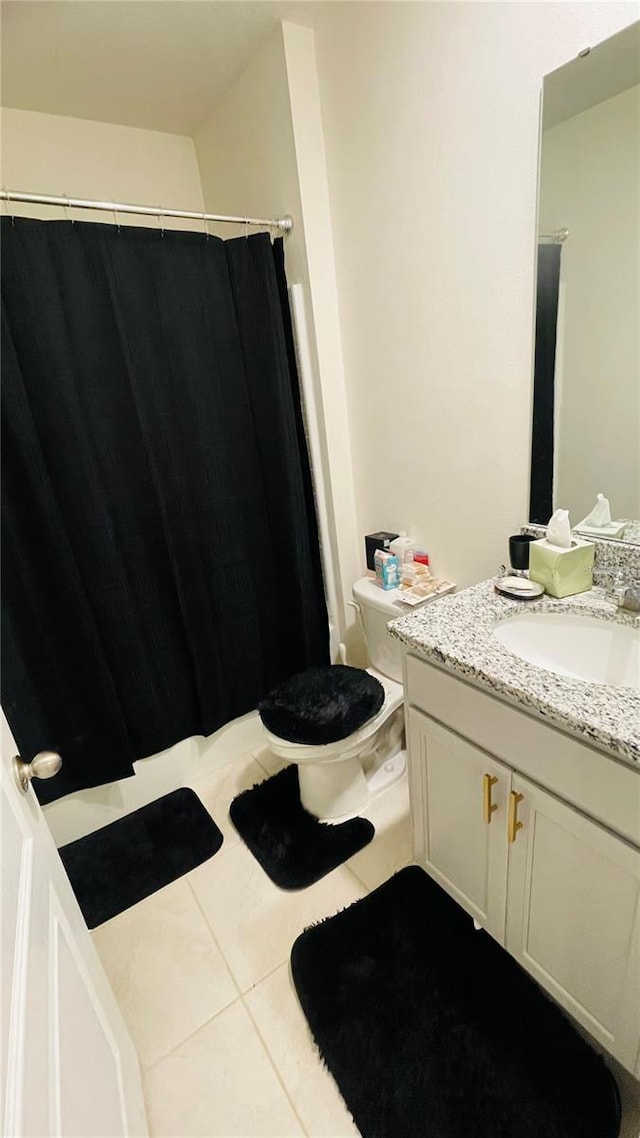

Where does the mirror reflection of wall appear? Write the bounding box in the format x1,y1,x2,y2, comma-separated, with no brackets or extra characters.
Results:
530,23,640,536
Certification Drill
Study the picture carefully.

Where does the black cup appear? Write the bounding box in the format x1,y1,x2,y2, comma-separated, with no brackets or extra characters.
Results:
509,534,536,573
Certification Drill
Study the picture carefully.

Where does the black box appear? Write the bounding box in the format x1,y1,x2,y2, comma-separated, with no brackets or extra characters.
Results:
365,531,399,572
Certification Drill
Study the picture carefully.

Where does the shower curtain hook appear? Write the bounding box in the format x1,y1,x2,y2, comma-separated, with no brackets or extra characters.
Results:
245,217,249,241
202,211,209,241
62,193,74,225
112,200,120,233
4,188,15,225
159,207,165,238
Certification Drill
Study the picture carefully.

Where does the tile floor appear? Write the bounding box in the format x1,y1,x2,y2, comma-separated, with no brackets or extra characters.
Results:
92,748,640,1138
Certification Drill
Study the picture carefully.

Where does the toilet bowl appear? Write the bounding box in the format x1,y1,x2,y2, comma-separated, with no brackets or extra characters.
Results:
261,577,410,820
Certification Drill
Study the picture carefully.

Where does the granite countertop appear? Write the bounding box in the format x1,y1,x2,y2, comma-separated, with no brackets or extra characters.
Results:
388,580,640,765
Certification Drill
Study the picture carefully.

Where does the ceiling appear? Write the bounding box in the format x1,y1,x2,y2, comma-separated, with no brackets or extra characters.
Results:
10,3,637,139
0,1,312,136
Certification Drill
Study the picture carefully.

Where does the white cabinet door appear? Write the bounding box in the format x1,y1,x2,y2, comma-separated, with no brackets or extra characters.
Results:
408,709,510,943
506,773,640,1073
1,711,148,1137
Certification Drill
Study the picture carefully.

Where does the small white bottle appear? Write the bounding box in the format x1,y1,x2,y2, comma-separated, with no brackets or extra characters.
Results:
389,531,415,564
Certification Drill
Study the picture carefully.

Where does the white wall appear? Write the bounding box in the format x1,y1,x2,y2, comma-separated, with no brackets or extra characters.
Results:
194,26,360,649
540,84,640,523
307,1,637,586
194,28,301,250
0,107,204,226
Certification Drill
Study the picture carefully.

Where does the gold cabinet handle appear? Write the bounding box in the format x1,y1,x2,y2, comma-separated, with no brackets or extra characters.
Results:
482,773,498,824
508,791,524,843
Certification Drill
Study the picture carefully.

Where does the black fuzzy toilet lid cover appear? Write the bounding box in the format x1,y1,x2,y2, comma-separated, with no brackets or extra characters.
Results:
258,665,385,746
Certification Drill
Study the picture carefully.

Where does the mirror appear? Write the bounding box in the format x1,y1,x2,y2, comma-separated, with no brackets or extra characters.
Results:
529,22,640,544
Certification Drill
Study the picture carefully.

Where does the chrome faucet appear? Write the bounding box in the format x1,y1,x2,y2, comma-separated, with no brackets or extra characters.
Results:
610,574,640,613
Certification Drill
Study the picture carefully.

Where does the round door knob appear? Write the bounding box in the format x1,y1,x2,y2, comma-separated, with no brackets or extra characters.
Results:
13,750,62,794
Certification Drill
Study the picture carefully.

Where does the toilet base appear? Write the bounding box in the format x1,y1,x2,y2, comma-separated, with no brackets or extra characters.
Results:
298,748,406,822
364,748,406,803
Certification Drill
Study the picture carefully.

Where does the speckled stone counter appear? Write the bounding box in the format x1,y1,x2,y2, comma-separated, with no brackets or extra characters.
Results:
388,581,640,766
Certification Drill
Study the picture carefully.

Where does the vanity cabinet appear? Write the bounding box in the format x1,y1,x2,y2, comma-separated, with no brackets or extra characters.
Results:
406,656,640,1076
407,711,509,942
506,775,640,1071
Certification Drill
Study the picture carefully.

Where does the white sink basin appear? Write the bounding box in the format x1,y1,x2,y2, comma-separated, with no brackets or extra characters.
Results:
493,612,640,690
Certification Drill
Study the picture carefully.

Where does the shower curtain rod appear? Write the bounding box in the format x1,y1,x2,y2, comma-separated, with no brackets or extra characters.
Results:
0,189,293,233
539,228,569,243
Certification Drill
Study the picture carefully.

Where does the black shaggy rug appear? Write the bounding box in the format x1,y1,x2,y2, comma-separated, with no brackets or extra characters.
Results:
60,788,223,928
229,765,374,890
291,866,621,1138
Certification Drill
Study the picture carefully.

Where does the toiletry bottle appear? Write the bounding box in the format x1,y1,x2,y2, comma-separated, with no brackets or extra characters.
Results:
389,531,414,564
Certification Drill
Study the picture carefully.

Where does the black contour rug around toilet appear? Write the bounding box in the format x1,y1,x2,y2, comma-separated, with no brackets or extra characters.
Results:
229,765,374,890
291,865,621,1138
60,788,223,928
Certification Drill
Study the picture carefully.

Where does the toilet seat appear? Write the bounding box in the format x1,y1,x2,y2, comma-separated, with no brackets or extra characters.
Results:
262,668,403,766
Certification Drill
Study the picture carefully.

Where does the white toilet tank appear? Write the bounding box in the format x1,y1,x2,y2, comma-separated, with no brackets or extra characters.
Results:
352,576,405,683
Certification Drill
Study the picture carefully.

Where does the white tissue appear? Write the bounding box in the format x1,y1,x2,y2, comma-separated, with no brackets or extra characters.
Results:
546,508,572,549
578,493,612,529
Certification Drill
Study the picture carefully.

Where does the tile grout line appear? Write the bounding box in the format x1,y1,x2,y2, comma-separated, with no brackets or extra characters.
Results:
141,991,244,1076
101,754,406,1136
240,953,298,997
345,861,371,893
185,873,244,999
140,945,308,1136
240,987,311,1138
185,837,315,997
186,838,368,998
97,872,243,1078
188,861,319,1001
173,771,374,1135
186,855,322,1136
143,972,310,1137
184,859,294,996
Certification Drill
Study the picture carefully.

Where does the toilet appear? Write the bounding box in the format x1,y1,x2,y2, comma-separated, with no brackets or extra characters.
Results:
260,577,408,821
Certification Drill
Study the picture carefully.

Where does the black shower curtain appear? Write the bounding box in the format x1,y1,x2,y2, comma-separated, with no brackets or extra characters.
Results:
1,217,329,801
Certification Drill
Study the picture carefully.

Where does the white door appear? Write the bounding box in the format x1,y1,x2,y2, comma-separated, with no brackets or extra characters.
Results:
408,709,510,943
1,711,148,1137
505,773,640,1075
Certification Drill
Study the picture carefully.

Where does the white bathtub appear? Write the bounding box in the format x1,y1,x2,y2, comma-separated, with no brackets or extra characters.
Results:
44,710,264,847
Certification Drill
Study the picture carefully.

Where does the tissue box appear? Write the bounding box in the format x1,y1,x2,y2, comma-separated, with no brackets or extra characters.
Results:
365,531,399,571
529,537,595,598
374,549,400,590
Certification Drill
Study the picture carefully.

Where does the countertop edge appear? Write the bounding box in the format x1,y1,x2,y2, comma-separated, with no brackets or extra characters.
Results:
388,580,639,767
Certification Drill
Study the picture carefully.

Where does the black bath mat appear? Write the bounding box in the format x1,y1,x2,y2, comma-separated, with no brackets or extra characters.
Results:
229,765,374,890
60,788,223,928
291,865,621,1138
